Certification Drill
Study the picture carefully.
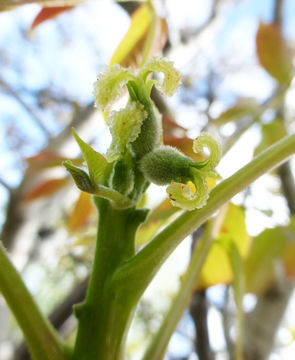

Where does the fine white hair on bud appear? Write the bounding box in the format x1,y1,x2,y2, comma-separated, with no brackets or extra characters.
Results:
140,146,193,185
138,57,182,96
106,101,147,162
93,65,135,111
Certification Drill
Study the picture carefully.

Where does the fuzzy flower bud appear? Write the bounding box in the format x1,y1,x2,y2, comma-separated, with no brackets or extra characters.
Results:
140,146,194,185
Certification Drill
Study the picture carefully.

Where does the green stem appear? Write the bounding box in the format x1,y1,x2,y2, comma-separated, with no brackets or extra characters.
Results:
141,222,214,360
0,243,68,360
92,184,135,209
73,198,147,360
113,133,295,300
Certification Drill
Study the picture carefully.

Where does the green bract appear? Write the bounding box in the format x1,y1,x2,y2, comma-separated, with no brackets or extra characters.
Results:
166,177,209,210
139,57,182,96
106,101,147,162
93,65,135,111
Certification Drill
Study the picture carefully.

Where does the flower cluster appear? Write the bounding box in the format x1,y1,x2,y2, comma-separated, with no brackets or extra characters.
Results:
65,57,221,211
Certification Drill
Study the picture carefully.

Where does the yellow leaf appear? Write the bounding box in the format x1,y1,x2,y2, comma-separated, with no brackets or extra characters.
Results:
67,192,95,232
256,22,293,85
109,5,151,67
197,203,250,289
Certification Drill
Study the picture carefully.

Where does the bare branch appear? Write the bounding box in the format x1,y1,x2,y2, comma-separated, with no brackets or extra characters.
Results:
0,78,50,137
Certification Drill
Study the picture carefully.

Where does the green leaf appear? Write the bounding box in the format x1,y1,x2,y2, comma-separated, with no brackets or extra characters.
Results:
254,120,287,156
213,98,258,126
72,129,108,185
256,22,293,85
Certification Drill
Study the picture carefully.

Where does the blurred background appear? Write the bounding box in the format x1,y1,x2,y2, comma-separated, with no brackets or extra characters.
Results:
1,0,295,359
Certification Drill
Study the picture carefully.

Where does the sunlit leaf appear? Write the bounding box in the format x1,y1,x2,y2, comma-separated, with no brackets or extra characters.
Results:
197,203,250,289
30,6,73,30
67,192,95,232
23,177,69,202
213,98,258,126
110,4,168,68
256,22,293,84
110,5,151,67
254,120,287,156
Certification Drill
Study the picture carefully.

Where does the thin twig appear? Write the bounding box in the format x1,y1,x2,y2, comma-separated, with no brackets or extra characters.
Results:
0,78,50,137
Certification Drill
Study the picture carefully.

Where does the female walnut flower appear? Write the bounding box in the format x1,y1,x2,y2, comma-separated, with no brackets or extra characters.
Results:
140,133,222,210
93,57,182,161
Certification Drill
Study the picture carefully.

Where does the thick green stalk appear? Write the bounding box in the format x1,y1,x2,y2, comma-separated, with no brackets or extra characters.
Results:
141,222,215,360
113,134,295,300
0,243,68,360
73,197,147,360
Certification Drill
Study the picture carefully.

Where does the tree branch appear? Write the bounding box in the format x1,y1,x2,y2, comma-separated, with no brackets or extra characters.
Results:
0,78,50,137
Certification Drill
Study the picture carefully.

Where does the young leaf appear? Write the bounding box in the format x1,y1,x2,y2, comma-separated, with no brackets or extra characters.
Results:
256,22,293,85
72,129,107,185
63,161,95,193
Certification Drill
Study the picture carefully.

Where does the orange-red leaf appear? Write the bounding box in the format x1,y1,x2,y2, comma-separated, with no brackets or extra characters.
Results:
25,151,83,173
31,6,73,31
256,22,293,84
67,192,95,232
23,177,69,202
